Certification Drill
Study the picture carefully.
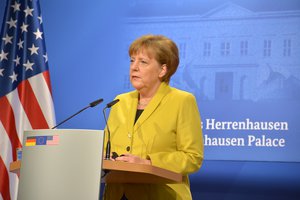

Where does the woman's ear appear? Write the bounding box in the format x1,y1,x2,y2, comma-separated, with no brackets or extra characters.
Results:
159,64,167,78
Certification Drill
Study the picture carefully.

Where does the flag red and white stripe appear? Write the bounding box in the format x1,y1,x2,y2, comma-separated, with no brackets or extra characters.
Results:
0,72,55,200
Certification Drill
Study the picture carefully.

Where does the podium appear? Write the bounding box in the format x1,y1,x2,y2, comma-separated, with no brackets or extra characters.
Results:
10,129,183,200
11,160,182,184
16,129,104,200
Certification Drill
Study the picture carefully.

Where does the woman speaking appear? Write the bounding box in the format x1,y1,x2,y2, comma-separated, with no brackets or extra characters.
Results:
103,34,204,200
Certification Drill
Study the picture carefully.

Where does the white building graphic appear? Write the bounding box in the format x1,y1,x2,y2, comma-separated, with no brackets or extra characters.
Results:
124,2,300,102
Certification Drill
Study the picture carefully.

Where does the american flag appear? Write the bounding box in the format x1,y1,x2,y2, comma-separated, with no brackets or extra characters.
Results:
0,0,55,199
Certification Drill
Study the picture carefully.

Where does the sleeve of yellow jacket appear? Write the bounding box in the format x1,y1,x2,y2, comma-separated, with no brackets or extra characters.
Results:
146,90,204,175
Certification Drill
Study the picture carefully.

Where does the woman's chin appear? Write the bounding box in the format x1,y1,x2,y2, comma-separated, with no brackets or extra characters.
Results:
131,83,143,91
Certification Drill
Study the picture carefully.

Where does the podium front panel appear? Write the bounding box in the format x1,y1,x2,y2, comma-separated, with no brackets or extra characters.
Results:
17,129,104,200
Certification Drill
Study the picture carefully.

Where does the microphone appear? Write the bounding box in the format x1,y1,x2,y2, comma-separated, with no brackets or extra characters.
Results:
90,98,104,107
103,99,120,160
106,99,120,108
52,98,103,129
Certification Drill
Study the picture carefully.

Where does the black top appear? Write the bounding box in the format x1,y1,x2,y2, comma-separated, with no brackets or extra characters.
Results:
134,109,144,124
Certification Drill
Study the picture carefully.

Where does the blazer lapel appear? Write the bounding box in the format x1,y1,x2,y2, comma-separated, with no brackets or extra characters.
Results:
127,91,139,135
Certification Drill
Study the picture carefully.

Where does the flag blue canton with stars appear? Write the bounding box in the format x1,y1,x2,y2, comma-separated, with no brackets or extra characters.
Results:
0,0,49,98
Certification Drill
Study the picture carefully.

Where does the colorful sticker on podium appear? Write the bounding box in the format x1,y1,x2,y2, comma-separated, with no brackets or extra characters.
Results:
25,135,59,146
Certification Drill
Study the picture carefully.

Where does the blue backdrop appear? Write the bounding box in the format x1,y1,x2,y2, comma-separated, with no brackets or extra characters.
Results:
1,0,300,199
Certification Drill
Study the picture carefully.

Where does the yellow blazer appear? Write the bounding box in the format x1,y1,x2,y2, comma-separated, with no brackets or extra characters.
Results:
103,82,204,200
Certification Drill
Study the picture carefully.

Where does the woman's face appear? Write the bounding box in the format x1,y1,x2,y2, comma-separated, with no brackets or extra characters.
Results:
129,50,166,94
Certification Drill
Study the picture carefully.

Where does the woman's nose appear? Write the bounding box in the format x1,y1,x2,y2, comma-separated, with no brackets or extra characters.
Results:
131,61,139,71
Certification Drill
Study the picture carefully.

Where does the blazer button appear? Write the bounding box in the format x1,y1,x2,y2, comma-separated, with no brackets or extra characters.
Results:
126,146,130,152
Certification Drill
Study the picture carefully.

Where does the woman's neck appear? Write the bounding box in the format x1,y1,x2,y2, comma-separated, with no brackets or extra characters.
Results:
137,82,162,109
139,82,161,99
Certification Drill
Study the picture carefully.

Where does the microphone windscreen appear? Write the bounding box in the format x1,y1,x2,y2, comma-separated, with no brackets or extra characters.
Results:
90,98,104,107
107,99,120,108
